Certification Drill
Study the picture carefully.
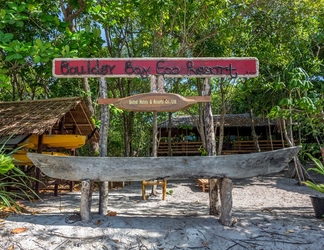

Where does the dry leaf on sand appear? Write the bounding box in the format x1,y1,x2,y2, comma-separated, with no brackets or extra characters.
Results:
11,228,27,234
107,211,117,216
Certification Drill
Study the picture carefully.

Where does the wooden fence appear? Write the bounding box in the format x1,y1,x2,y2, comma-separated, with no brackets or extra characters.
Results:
158,139,291,155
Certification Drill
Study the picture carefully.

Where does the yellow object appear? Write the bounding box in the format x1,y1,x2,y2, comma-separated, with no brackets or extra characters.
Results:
141,180,167,200
19,134,86,149
12,151,70,166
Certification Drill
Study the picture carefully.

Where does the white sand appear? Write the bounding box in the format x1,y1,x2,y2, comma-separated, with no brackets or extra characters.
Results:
1,172,324,250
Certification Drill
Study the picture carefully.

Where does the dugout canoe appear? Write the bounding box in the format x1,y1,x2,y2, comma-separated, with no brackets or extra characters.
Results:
27,146,301,181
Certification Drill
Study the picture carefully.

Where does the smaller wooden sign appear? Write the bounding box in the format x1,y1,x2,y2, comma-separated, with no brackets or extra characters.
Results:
99,93,208,112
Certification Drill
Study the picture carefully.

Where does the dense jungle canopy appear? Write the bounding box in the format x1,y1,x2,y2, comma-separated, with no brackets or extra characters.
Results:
0,0,323,158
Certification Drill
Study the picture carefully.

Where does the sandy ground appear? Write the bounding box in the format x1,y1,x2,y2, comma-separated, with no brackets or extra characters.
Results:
1,169,324,250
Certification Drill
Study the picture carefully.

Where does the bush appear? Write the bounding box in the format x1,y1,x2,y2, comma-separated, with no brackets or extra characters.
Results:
0,142,39,211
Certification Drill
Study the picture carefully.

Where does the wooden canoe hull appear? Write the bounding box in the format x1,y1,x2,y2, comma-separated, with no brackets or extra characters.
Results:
27,146,301,181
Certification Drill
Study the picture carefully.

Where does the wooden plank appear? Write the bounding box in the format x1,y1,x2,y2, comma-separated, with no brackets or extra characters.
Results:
27,146,301,181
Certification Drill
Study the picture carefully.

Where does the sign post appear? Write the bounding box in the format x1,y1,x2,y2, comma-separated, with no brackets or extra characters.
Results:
52,57,259,225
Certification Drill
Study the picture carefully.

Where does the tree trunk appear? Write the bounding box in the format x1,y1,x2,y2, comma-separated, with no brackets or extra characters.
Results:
203,78,216,156
98,77,109,215
150,111,158,196
248,107,260,152
82,78,94,116
168,112,172,156
149,75,158,196
217,79,226,156
123,111,134,157
203,78,219,216
281,118,306,183
268,118,274,150
196,79,206,150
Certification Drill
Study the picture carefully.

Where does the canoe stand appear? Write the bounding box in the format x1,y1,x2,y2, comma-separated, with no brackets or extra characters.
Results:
27,146,301,226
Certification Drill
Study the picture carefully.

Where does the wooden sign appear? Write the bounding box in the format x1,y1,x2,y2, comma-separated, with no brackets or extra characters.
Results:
53,57,258,78
98,93,209,112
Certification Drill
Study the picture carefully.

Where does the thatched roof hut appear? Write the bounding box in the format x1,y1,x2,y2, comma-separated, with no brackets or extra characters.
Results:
0,97,98,146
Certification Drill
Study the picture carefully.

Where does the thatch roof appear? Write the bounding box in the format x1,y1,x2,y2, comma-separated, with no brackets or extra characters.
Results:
158,114,276,128
0,97,99,142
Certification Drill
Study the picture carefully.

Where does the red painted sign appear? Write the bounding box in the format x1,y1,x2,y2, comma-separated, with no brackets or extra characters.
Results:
53,57,258,78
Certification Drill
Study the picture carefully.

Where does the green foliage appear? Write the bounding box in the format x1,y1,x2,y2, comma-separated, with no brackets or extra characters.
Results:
0,149,40,210
0,0,324,157
0,138,15,174
0,165,39,211
198,146,208,156
303,153,324,193
0,136,40,210
166,189,173,195
0,154,15,174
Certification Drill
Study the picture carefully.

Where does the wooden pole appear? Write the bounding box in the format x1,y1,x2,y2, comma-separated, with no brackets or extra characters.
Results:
99,77,109,215
80,179,92,222
34,134,43,196
150,75,158,196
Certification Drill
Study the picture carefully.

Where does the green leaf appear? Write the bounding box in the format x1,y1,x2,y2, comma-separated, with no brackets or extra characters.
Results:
35,39,43,48
54,16,60,26
0,9,6,18
93,28,101,39
64,45,70,53
34,55,41,63
85,25,90,33
15,21,24,28
0,31,14,43
7,2,18,11
5,53,23,61
0,154,14,174
279,98,292,106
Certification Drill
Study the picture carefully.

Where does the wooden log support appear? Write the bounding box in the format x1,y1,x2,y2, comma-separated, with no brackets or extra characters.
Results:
80,179,92,222
99,182,109,215
219,178,233,226
209,179,220,215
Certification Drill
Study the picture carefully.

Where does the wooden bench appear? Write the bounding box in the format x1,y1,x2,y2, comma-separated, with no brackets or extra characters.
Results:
196,179,209,192
142,180,167,200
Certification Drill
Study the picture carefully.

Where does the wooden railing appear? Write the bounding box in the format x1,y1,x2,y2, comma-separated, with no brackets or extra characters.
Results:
222,140,290,154
158,139,292,156
157,141,203,156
